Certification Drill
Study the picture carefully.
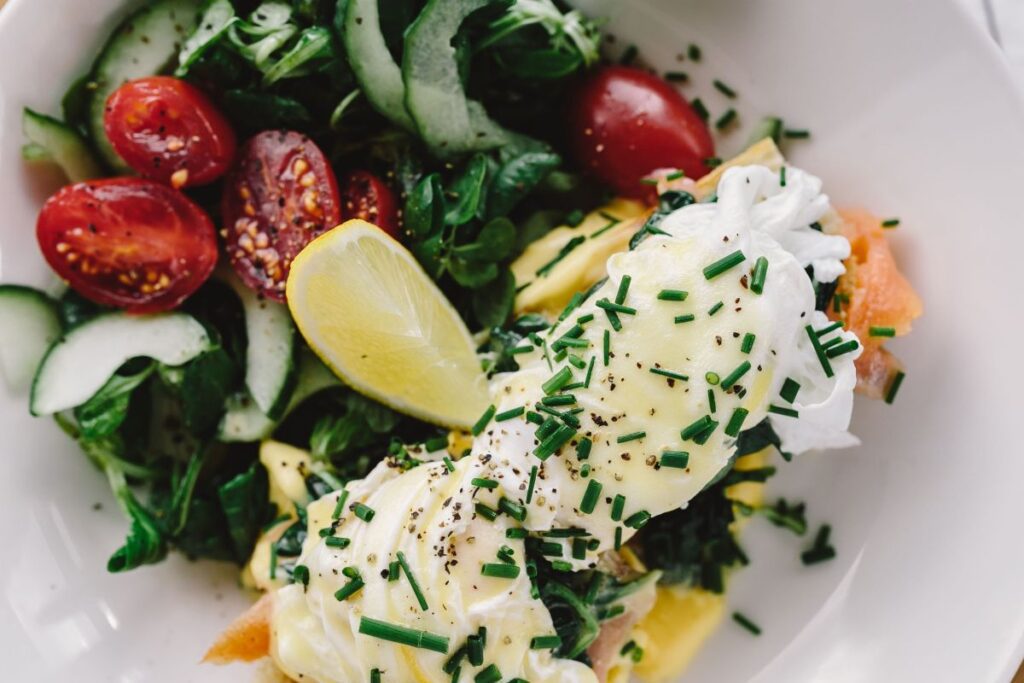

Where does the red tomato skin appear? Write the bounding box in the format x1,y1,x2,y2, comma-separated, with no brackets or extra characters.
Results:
222,130,341,301
568,66,715,199
339,170,400,238
36,178,218,313
104,76,236,188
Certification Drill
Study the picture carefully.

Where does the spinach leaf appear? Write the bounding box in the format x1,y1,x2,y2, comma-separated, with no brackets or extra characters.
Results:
74,363,155,439
179,347,239,436
218,460,274,561
486,151,561,219
444,154,489,226
736,418,789,459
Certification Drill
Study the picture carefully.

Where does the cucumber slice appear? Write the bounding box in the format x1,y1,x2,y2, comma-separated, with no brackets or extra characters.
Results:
22,109,101,182
30,312,211,416
218,350,339,442
217,271,296,419
403,0,515,157
88,0,201,171
342,0,414,131
0,285,61,392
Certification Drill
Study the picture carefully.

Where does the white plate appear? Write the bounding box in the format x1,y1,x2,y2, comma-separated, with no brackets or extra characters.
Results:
2,0,1023,681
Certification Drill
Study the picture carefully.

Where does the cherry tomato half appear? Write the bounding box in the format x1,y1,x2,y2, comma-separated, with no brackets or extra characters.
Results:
339,170,400,238
568,66,715,199
222,130,341,301
104,76,236,188
37,178,218,313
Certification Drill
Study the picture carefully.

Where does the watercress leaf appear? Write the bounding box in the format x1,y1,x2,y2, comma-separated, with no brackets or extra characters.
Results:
179,347,239,437
444,154,488,226
472,268,515,329
218,460,273,562
346,392,401,433
485,150,561,218
221,90,312,133
410,233,446,279
405,173,445,238
74,363,155,439
262,26,335,85
107,491,169,572
176,0,237,77
448,257,498,288
516,209,564,252
453,217,516,262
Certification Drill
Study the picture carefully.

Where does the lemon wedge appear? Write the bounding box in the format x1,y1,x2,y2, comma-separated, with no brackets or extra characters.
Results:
286,219,489,429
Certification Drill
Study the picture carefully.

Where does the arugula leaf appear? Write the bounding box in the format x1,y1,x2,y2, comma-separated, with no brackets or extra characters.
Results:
444,154,489,226
74,362,155,439
262,26,335,85
472,268,516,329
486,151,561,219
176,0,238,77
218,460,274,562
107,488,169,573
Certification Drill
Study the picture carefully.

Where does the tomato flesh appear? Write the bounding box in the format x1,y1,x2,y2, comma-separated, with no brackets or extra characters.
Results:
339,170,400,238
568,66,715,199
104,76,236,188
36,178,218,313
222,130,341,301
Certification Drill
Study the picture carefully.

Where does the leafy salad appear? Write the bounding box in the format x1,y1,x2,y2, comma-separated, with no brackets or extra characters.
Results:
1,0,923,681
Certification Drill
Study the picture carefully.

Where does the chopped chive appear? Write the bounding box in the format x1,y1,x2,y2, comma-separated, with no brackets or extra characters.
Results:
614,274,632,305
292,564,310,587
815,321,843,336
707,388,717,413
619,44,638,64
649,367,688,383
681,415,714,440
674,313,696,324
526,466,538,504
556,292,585,325
396,551,429,611
481,563,520,579
425,435,449,452
708,301,724,316
343,566,360,579
611,494,626,521
784,128,810,139
666,170,686,181
572,537,588,560
740,333,756,354
354,503,375,522
538,541,563,557
884,370,906,405
580,479,603,514
542,527,589,538
780,166,787,187
732,612,761,636
688,43,701,60
715,108,737,130
660,451,690,469
705,371,720,385
506,527,528,539
497,545,515,564
573,437,592,462
820,336,843,351
713,79,737,98
441,456,455,473
319,527,335,537
665,70,689,82
471,405,495,435
471,477,498,489
495,406,525,422
534,424,576,460
371,668,381,683
596,299,637,315
703,250,746,280
584,356,596,388
825,339,860,358
467,630,485,665
565,209,585,227
614,526,623,550
551,560,574,572
801,524,837,565
499,497,527,522
567,354,587,369
724,407,749,437
639,176,659,186
332,489,351,520
750,256,769,294
358,617,449,654
542,367,573,395
542,394,577,406
509,344,534,355
805,325,834,378
602,329,611,366
577,313,595,325
691,97,709,122
580,463,591,477
616,431,646,443
590,214,622,238
536,236,585,276
388,560,400,581
531,635,562,650
779,378,801,403
832,292,849,313
624,510,651,529
881,218,900,228
869,326,896,337
334,574,365,601
720,361,751,390
525,411,545,425
475,502,498,521
658,289,688,301
325,536,351,549
705,156,723,168
768,405,799,418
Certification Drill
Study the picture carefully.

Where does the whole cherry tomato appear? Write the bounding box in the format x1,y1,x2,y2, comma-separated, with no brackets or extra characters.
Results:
568,66,715,199
104,76,236,188
339,170,400,238
222,130,341,301
36,178,218,313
